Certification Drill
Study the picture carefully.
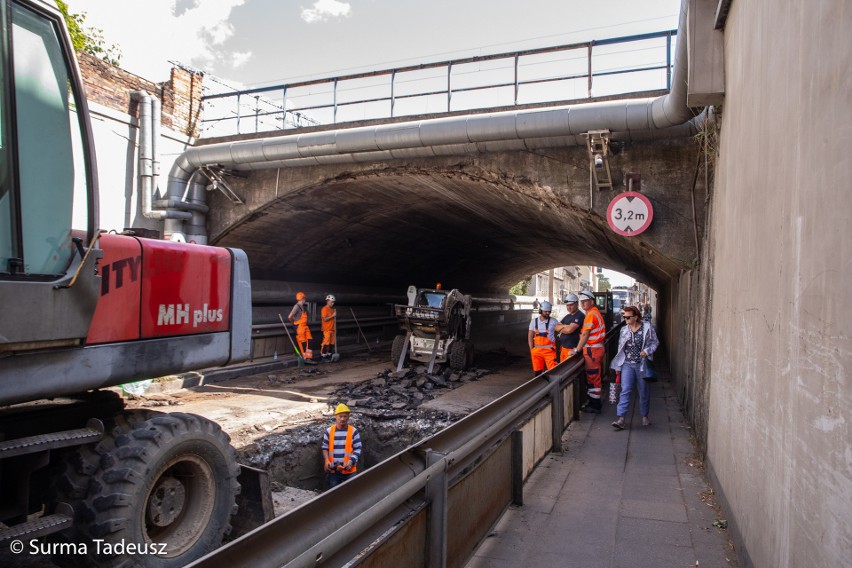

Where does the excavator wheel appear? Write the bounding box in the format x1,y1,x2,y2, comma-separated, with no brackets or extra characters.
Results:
52,411,240,567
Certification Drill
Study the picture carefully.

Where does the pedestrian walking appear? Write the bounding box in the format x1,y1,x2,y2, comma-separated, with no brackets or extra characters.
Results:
610,305,660,429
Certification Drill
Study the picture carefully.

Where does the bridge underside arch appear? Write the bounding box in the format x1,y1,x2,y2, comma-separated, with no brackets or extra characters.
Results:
209,141,702,295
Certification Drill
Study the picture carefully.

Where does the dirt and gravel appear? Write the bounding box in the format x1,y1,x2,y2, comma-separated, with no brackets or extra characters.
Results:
122,349,531,508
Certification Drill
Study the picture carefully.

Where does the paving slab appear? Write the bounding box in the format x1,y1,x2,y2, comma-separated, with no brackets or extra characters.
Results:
465,375,739,568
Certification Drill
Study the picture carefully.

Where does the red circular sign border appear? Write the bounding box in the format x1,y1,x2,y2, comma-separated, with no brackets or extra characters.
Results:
606,191,654,237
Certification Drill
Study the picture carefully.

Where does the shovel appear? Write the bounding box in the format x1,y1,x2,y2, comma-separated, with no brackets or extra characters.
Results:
278,314,305,367
349,307,373,353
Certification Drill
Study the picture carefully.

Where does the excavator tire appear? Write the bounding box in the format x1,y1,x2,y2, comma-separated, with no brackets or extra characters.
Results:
51,411,239,567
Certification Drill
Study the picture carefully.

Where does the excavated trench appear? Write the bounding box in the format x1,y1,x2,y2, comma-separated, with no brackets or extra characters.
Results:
238,352,521,495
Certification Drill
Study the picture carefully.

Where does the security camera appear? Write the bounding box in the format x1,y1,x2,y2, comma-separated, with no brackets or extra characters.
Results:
594,154,603,169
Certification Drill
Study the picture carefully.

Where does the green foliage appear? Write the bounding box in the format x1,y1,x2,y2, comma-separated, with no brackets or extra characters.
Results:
597,275,611,292
509,279,529,296
57,1,122,66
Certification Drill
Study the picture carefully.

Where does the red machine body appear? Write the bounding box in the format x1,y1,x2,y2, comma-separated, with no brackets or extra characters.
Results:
87,234,233,344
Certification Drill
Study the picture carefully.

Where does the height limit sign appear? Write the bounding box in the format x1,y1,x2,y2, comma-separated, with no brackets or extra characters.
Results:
606,191,654,236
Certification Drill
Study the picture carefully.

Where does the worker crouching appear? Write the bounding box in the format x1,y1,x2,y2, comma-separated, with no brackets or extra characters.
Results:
322,404,362,488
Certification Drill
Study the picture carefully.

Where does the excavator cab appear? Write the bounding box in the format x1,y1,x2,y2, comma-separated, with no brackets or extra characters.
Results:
0,0,101,350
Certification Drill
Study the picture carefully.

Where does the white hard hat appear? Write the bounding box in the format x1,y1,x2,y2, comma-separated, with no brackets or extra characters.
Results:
565,293,579,303
541,301,553,311
578,291,595,301
326,294,336,302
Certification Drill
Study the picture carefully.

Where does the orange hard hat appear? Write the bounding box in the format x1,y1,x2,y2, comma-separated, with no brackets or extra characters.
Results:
296,291,306,300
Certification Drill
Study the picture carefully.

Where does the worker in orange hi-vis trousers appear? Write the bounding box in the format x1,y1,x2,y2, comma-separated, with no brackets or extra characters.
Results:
288,291,313,360
320,295,337,359
528,301,558,378
569,291,606,413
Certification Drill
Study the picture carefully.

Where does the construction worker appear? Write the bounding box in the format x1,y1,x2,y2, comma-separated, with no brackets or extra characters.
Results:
556,293,584,362
528,300,558,377
320,294,337,359
569,291,606,413
322,403,362,488
288,292,313,361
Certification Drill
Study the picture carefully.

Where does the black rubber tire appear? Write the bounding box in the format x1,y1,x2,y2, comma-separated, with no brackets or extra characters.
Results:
391,334,408,367
53,412,240,567
449,340,468,371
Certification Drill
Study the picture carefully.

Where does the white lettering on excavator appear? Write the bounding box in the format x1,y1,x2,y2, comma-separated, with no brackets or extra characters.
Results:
157,304,223,327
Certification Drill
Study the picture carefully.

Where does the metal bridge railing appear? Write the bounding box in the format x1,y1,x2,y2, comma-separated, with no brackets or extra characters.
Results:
200,30,676,137
189,323,623,568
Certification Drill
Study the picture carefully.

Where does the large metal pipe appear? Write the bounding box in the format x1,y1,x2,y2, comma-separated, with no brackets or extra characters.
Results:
132,91,190,222
166,0,695,241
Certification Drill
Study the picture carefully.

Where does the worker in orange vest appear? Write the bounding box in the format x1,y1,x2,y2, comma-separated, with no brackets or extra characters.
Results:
528,300,558,378
320,294,337,360
288,291,313,360
569,291,606,413
322,403,362,488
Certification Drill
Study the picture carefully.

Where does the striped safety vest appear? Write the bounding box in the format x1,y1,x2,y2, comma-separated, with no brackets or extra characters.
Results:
583,307,606,347
327,424,358,474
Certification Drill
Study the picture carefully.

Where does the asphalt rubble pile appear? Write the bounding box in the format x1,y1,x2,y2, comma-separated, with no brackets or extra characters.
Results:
333,364,491,418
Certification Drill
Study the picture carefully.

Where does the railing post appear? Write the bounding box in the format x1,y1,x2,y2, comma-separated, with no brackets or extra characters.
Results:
549,376,564,454
391,70,396,117
514,54,520,105
424,449,447,568
447,62,452,112
281,85,287,129
333,78,338,124
666,32,673,90
511,430,524,506
587,43,593,98
236,93,241,134
254,95,259,133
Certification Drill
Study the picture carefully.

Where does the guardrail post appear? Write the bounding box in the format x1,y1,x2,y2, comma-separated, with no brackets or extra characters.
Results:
573,374,581,421
424,449,447,568
511,430,523,505
549,377,564,453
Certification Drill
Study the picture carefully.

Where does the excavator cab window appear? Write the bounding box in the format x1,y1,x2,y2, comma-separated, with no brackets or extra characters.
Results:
0,0,91,277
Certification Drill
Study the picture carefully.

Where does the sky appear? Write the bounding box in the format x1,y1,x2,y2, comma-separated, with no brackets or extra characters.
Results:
66,0,680,89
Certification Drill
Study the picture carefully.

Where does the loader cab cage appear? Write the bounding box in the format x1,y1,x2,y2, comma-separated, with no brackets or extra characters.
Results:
418,291,447,308
0,0,97,279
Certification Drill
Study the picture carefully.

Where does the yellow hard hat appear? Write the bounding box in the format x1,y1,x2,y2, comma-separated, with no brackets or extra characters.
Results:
334,403,350,415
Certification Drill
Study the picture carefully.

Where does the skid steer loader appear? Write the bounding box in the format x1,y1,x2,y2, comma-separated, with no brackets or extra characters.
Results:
391,285,474,373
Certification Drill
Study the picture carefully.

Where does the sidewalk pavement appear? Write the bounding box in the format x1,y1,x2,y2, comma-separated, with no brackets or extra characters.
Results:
467,373,739,568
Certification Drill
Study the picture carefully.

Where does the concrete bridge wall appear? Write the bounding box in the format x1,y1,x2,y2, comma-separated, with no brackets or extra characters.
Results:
675,1,851,566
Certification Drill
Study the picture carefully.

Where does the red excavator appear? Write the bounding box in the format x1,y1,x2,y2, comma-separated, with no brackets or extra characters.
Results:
0,1,260,565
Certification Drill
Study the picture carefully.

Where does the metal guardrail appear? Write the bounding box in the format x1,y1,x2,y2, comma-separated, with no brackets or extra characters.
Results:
190,322,623,568
201,30,676,136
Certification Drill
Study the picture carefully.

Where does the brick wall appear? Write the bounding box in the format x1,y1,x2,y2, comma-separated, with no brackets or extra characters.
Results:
77,52,204,138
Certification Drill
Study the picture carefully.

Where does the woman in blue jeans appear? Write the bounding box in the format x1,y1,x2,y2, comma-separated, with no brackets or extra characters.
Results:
610,304,660,430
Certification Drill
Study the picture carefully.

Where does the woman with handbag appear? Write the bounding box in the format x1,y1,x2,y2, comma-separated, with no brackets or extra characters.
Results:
610,305,660,430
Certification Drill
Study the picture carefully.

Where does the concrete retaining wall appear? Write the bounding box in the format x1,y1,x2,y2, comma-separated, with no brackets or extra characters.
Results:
700,1,851,566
